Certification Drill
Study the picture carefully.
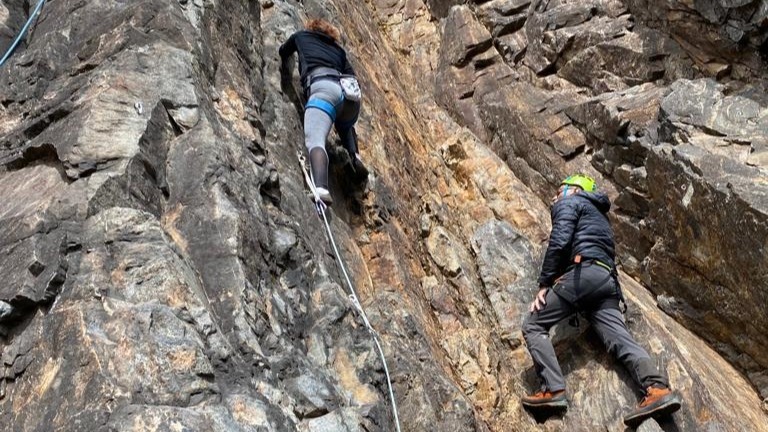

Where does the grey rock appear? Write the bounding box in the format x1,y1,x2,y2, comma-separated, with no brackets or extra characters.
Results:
630,166,649,192
478,82,590,200
637,418,664,431
286,373,338,418
614,163,634,188
302,408,363,432
495,31,528,64
426,226,463,277
435,5,517,141
168,106,201,130
0,301,13,322
471,220,539,337
0,231,66,306
424,0,467,18
477,0,530,37
419,213,432,237
660,79,767,166
272,226,298,264
624,0,766,78
642,143,768,398
615,187,650,217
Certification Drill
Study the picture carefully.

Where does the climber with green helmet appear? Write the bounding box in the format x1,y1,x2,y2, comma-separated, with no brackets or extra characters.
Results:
521,174,681,426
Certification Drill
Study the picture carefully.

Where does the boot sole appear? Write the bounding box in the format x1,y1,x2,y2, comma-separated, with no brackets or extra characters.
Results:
623,394,681,426
522,399,568,409
307,192,333,207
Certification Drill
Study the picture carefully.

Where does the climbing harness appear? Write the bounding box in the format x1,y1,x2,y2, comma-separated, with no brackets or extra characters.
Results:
571,255,627,313
0,0,46,68
297,150,402,432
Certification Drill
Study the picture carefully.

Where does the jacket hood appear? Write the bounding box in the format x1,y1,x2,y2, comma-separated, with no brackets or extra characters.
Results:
579,192,611,213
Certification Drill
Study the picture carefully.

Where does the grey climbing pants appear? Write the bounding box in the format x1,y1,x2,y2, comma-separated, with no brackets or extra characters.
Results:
522,262,668,392
304,67,360,155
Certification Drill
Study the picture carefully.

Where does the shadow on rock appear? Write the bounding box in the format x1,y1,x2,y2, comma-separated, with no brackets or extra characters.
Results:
329,142,369,217
0,299,41,341
625,415,682,432
526,405,567,424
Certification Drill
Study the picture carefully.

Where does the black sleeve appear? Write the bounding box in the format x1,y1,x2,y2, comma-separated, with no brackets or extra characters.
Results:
279,33,297,60
342,51,355,75
537,199,580,287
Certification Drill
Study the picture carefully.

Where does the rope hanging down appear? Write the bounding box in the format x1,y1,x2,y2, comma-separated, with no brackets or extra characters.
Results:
297,150,402,432
0,0,46,68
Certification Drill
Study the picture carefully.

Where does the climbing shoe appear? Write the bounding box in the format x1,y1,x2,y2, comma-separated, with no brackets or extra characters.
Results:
623,386,681,426
315,187,333,206
522,390,567,409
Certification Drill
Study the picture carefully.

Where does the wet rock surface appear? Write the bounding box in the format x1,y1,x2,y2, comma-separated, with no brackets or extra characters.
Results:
0,0,767,431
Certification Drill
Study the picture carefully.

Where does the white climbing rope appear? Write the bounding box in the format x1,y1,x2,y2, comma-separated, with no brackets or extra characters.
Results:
0,0,46,68
297,150,402,432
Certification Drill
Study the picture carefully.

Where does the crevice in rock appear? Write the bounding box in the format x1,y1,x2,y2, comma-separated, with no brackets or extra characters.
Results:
85,98,179,215
474,56,497,70
559,143,585,161
68,157,122,180
454,40,495,68
259,165,281,207
536,61,557,77
2,142,63,172
160,100,188,137
21,105,73,142
0,300,39,339
69,61,100,77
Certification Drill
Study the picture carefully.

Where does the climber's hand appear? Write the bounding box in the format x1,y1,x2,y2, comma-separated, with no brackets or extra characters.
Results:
530,287,548,313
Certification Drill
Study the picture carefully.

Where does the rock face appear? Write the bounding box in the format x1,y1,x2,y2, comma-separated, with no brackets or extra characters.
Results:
0,0,766,431
423,0,768,410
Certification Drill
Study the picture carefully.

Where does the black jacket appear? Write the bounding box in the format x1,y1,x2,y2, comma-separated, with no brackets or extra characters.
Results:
538,192,616,287
279,30,355,83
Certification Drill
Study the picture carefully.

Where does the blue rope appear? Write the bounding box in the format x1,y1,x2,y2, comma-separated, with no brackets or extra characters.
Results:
0,0,46,68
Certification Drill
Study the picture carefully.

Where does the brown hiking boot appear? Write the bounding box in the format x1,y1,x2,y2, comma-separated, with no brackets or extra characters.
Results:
522,389,567,409
623,386,681,426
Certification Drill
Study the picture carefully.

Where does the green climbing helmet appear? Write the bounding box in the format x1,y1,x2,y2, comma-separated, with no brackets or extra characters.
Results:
561,173,596,192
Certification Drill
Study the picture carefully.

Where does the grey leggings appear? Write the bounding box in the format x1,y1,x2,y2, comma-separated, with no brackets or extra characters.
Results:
304,74,360,155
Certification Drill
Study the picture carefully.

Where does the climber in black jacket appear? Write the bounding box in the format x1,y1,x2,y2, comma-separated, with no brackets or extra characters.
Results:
521,174,681,426
279,18,368,206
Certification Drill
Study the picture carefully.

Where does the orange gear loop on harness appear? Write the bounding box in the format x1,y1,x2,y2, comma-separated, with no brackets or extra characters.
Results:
574,254,612,271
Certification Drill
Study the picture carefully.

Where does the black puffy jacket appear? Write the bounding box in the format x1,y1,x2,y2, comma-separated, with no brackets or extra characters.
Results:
279,30,355,84
537,192,616,287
